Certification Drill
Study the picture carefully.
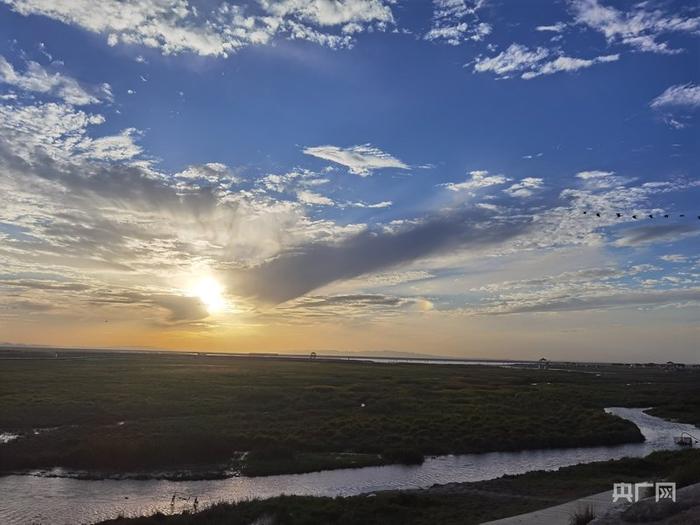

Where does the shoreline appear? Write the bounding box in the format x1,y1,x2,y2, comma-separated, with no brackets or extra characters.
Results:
96,449,700,525
0,428,645,482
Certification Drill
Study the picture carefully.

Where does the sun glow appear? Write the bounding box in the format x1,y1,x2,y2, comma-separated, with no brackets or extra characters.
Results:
191,276,226,314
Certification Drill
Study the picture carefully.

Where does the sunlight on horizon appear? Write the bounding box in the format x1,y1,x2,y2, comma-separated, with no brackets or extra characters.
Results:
190,276,227,315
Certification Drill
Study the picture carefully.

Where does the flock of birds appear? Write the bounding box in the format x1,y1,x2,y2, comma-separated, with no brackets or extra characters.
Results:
581,211,700,220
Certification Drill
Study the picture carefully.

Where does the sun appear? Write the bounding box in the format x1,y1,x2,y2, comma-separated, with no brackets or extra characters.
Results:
191,276,225,314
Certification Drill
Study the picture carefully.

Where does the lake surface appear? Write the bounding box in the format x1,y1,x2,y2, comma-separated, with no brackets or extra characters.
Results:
1,407,698,525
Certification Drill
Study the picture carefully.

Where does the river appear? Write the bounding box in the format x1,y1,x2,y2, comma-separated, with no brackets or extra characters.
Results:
0,407,698,524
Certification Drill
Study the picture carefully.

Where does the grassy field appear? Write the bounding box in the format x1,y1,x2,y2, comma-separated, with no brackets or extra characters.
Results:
0,349,699,477
101,449,700,525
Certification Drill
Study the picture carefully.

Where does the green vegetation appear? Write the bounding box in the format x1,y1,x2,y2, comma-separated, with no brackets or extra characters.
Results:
101,450,700,525
0,349,699,477
647,400,700,427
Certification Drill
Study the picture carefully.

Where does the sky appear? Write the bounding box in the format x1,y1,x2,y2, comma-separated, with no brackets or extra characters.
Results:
0,0,698,362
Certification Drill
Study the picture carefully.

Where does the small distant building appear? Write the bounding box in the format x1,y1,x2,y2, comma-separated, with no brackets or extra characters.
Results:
538,358,550,370
665,361,685,371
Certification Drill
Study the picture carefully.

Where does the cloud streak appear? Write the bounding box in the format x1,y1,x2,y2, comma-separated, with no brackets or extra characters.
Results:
614,224,700,247
231,208,531,304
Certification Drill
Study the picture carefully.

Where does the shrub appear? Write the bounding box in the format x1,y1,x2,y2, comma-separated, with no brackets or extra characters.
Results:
569,505,595,525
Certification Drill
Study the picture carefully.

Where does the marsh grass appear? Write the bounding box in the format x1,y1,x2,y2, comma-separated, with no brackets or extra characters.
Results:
0,352,698,476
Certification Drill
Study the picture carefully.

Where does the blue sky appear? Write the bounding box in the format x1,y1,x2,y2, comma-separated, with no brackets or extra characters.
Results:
0,0,698,361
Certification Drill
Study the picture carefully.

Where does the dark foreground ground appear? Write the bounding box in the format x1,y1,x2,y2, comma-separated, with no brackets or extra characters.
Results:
1,349,699,477
101,450,700,525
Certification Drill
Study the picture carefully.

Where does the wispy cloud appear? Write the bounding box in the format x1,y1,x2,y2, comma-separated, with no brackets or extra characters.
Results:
504,177,543,198
469,263,700,315
473,43,618,79
303,144,409,176
3,0,397,56
570,0,700,54
296,189,334,206
0,55,109,105
441,170,509,192
536,22,566,33
424,0,491,46
521,54,618,79
485,287,700,315
650,83,700,109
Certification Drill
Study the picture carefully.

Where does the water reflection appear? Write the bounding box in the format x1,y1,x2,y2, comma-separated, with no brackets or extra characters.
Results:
0,432,19,444
1,408,698,525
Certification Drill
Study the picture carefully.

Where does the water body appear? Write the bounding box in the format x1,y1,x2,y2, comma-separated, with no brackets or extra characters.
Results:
1,408,698,525
202,353,522,366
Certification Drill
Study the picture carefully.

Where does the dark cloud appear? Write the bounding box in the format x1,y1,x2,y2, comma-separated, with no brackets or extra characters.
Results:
149,294,209,322
0,139,221,218
231,208,531,304
90,290,209,323
615,224,700,246
292,294,408,308
2,299,54,312
0,279,90,291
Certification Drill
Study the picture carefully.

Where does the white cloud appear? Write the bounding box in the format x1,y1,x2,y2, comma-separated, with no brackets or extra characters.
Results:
424,0,491,46
259,0,394,27
650,83,700,110
0,101,150,169
4,0,397,57
346,200,392,209
441,170,510,192
576,170,614,180
570,0,700,54
176,163,239,185
81,128,143,161
575,169,636,190
468,262,700,316
473,44,550,77
536,22,566,32
260,168,330,194
660,254,689,263
0,55,107,105
473,43,618,80
303,144,409,176
504,177,543,198
521,53,618,79
297,189,334,206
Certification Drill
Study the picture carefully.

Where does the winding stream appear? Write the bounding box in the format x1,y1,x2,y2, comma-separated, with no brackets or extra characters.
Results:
1,407,698,525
